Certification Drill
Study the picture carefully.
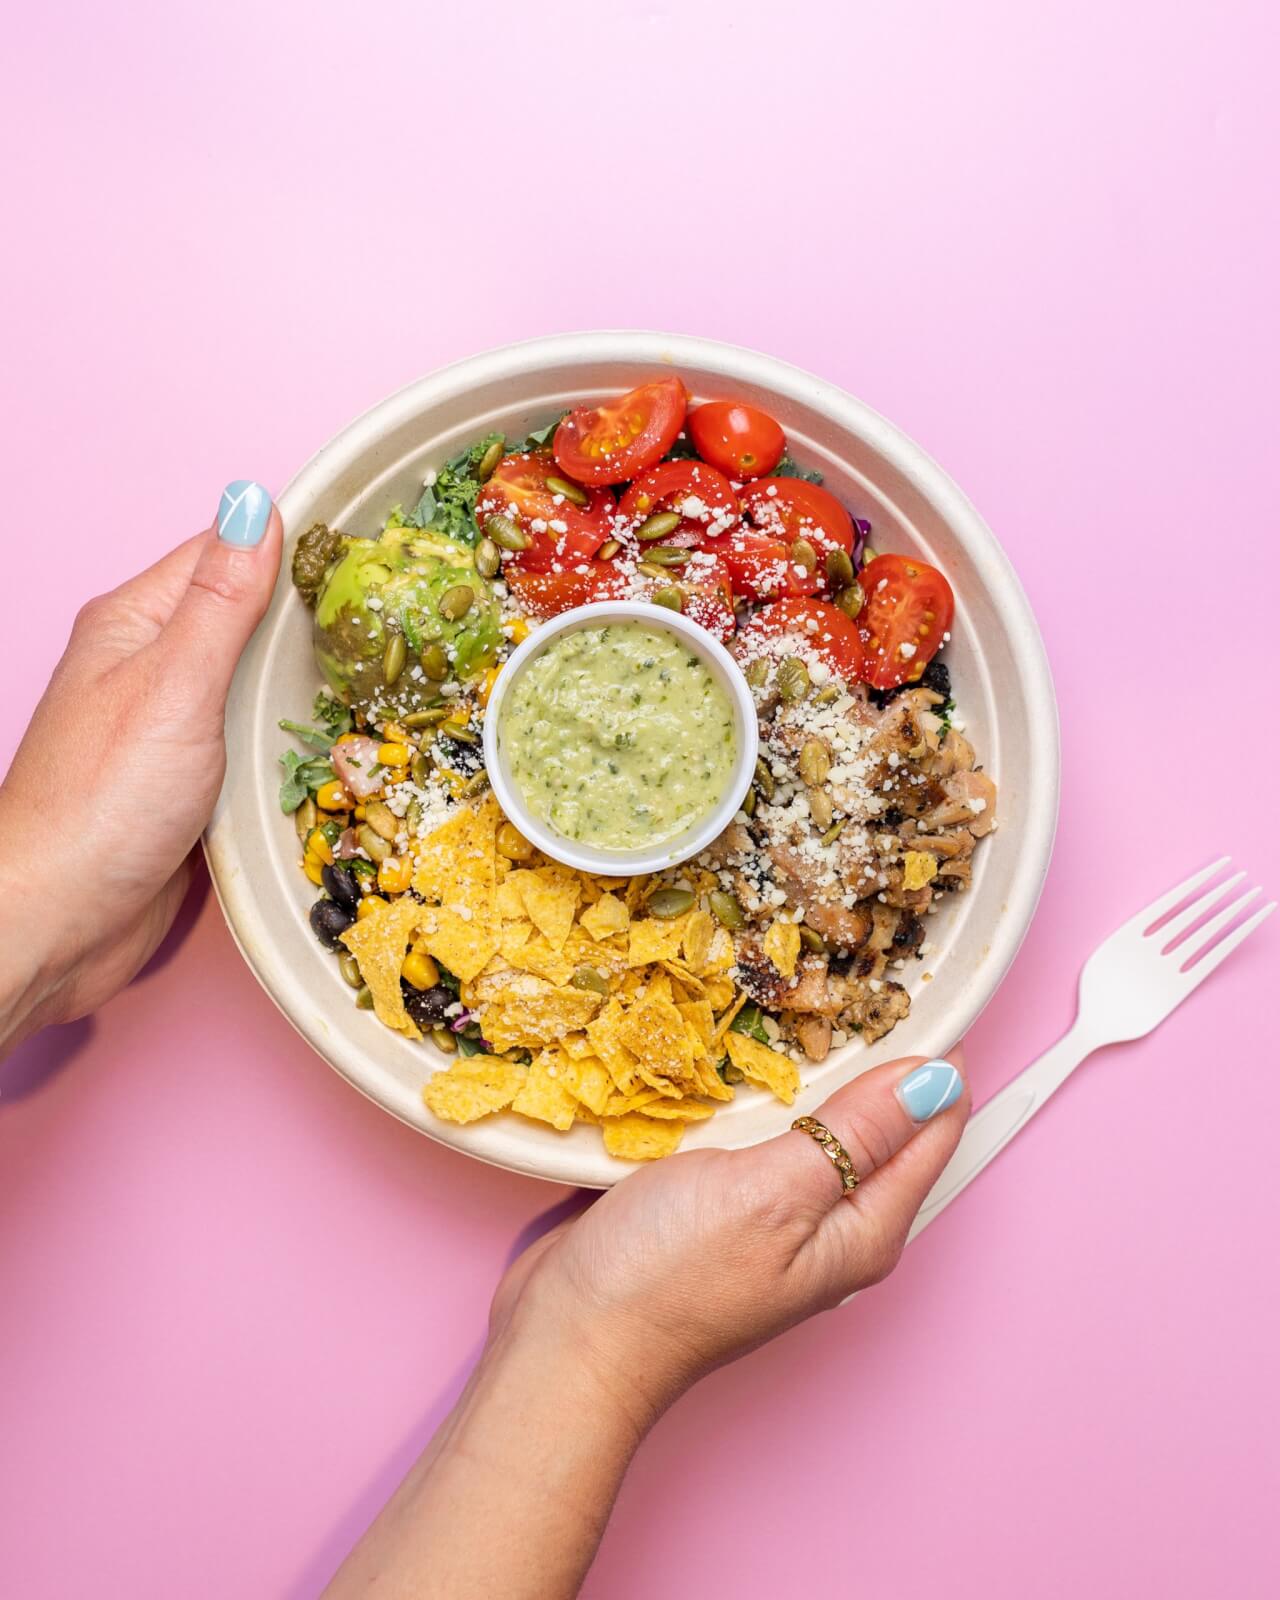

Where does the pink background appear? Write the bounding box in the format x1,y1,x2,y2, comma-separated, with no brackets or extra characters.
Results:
2,3,1277,1595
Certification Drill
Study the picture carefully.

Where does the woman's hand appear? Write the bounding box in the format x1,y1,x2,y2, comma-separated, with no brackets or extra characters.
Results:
327,1052,969,1600
0,481,281,1053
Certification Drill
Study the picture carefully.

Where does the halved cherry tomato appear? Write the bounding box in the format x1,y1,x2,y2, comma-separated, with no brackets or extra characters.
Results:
856,554,955,690
619,460,740,542
553,378,687,486
699,527,823,604
688,400,786,479
503,560,629,618
475,452,616,574
735,597,867,684
739,478,855,560
634,549,736,641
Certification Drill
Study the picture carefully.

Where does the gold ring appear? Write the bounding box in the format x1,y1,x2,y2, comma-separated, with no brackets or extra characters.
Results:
791,1115,860,1192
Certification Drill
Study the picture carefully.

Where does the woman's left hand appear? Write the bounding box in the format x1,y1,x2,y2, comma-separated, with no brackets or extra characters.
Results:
0,481,281,1051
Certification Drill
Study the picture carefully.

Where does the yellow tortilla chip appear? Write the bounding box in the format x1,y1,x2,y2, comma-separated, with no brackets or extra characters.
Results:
711,992,749,1046
511,1050,579,1131
561,1032,596,1059
703,975,736,1010
661,959,705,995
496,877,527,921
580,892,630,941
340,895,424,1039
902,850,939,890
601,1087,665,1116
516,870,579,950
633,1097,716,1122
682,910,715,972
628,913,689,967
418,905,499,985
554,1051,613,1117
624,875,651,913
480,974,603,1051
508,936,575,987
678,999,716,1050
586,1001,646,1094
602,1114,686,1161
562,925,630,975
616,997,696,1091
703,927,737,973
498,919,534,961
423,1055,526,1123
725,1032,801,1105
693,1054,735,1102
411,796,499,981
763,919,802,980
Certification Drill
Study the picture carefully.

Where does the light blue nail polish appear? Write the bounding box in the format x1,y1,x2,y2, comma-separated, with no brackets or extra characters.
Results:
217,479,271,547
897,1059,963,1122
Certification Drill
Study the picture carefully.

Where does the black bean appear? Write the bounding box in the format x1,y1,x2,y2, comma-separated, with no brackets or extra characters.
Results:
310,898,354,950
321,863,359,913
402,983,456,1029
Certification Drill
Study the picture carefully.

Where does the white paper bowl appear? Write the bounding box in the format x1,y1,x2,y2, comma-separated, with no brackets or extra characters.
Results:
206,332,1059,1188
482,601,758,876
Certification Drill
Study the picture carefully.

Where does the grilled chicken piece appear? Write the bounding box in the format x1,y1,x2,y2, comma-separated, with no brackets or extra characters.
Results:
922,769,997,836
841,979,911,1043
767,843,875,949
911,829,976,860
705,820,754,866
792,1015,833,1062
932,730,976,777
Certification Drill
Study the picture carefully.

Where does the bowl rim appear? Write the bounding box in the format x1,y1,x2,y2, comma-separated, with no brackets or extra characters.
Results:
206,329,1060,1187
481,600,759,875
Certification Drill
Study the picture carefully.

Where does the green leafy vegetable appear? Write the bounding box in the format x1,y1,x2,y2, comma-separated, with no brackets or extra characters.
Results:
277,691,352,755
391,432,506,547
506,414,564,453
278,750,335,813
729,1003,772,1044
456,1031,489,1057
772,455,824,485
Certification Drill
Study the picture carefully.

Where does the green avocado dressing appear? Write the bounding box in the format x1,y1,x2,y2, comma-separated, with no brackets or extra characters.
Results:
501,622,736,851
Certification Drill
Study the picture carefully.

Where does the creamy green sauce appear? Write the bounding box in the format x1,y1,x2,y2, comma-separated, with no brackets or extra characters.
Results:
501,622,737,850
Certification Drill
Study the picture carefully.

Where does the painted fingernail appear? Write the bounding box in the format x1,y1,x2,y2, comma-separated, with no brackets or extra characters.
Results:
896,1060,963,1122
217,480,272,547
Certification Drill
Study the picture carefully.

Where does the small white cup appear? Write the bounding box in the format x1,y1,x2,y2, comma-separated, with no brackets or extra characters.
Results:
482,601,758,876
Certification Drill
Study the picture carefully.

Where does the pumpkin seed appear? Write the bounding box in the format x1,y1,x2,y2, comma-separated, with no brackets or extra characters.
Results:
598,539,621,560
403,708,449,728
637,561,666,579
647,886,696,919
821,821,845,847
475,438,505,483
406,798,423,833
357,823,391,863
645,546,690,567
421,642,449,680
382,631,407,686
798,737,831,786
570,965,609,995
816,685,840,704
475,538,501,578
293,796,318,842
754,756,775,800
798,924,827,954
835,582,864,620
364,798,399,841
463,770,491,796
411,752,433,786
485,514,529,551
496,822,534,862
338,951,363,989
355,984,375,1010
431,1025,458,1053
440,725,479,745
545,473,588,507
826,547,854,588
439,585,474,622
791,538,817,572
861,546,879,566
808,788,834,830
776,657,811,700
710,890,746,929
652,586,684,611
636,510,682,542
744,657,770,689
741,787,757,817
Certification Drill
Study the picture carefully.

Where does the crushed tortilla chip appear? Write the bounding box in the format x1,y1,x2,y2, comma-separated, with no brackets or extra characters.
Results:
481,973,603,1051
678,998,716,1050
703,975,736,1010
554,1050,613,1117
712,992,749,1046
617,997,696,1092
628,914,689,968
633,1097,716,1121
515,869,579,949
423,1055,526,1123
340,895,424,1038
511,1050,579,1131
902,850,939,891
682,910,715,972
602,1113,686,1161
580,892,630,941
411,796,499,981
725,1032,801,1105
763,919,802,980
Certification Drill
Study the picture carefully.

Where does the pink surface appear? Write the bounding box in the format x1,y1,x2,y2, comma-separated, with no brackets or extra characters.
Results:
2,3,1277,1596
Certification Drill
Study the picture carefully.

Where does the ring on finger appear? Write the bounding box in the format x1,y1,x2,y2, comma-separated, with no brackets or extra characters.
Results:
790,1115,860,1193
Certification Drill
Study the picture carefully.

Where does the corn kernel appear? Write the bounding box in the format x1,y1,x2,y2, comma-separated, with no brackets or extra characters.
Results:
377,742,410,767
354,804,367,821
302,852,326,886
445,707,471,728
507,617,530,644
356,895,385,920
381,766,409,787
378,856,413,894
401,950,440,990
496,821,534,862
316,780,353,812
381,721,409,743
479,666,502,707
305,828,335,867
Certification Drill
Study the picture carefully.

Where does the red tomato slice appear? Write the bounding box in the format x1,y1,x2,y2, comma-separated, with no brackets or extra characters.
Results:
619,460,740,542
856,554,955,690
634,549,736,641
688,400,786,479
475,452,616,574
700,527,823,604
504,560,629,619
553,378,687,486
739,478,855,560
735,597,867,684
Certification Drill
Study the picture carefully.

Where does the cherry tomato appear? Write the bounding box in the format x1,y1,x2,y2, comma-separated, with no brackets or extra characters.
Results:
856,554,955,690
619,460,740,542
735,597,867,684
699,527,823,604
504,560,629,618
634,549,736,641
688,400,786,479
475,452,616,574
739,478,855,560
553,378,687,486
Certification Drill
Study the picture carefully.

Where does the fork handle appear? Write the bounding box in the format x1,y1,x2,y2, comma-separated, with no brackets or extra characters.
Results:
907,1022,1095,1243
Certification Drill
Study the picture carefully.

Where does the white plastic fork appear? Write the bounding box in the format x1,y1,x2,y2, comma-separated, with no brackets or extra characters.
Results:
908,858,1276,1242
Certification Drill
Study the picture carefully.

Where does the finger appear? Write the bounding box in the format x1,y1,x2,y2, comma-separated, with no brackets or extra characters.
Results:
58,535,208,675
105,533,207,635
153,481,283,711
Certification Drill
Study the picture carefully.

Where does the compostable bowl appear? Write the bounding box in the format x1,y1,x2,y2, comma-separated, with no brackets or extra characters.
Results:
206,332,1059,1188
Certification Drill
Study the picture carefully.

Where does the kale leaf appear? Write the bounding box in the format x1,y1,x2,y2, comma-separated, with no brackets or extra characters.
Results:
278,750,335,813
729,1003,772,1045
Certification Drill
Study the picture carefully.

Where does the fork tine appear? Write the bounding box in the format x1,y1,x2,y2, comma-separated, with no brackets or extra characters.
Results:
1179,900,1276,988
1116,856,1232,939
1171,885,1261,957
1157,870,1247,946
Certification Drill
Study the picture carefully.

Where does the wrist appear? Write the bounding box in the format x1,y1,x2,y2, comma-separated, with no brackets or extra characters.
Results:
0,787,78,1052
